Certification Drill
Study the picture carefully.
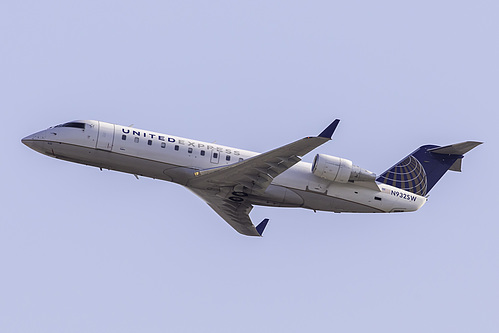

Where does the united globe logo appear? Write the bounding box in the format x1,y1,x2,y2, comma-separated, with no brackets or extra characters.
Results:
378,155,428,196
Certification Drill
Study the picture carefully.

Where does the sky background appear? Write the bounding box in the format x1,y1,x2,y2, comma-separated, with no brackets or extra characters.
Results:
1,1,498,332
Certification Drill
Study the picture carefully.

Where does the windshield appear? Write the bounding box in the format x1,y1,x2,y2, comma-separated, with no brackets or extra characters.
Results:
54,122,86,129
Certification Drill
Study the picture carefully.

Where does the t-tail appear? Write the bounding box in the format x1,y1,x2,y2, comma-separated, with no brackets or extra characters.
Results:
377,141,482,196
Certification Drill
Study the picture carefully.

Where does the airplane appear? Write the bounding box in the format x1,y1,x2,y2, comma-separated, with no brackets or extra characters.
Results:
22,119,482,236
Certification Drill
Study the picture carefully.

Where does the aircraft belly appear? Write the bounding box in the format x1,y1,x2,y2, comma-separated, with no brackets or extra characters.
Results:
250,185,384,213
273,164,385,213
250,185,304,207
294,189,385,213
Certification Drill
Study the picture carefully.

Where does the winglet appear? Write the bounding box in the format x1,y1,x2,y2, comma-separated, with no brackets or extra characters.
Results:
256,218,270,236
318,119,340,139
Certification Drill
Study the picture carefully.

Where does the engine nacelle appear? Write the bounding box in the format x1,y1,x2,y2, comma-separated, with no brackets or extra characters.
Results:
312,154,376,183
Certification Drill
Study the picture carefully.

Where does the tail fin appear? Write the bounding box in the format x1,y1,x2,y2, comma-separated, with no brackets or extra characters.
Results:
377,141,482,196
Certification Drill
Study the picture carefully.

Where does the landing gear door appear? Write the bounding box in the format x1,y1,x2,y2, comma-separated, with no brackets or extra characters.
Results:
96,122,115,151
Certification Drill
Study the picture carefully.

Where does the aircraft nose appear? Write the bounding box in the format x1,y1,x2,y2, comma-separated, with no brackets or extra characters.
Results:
21,131,48,153
21,131,44,149
22,128,50,144
21,134,34,146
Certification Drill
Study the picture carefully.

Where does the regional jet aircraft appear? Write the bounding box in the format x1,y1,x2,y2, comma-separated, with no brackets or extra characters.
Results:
22,119,481,236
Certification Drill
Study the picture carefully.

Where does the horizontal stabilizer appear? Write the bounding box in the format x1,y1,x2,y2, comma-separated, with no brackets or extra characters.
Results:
429,141,482,173
428,141,483,155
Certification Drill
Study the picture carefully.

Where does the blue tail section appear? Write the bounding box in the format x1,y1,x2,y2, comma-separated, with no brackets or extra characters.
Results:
377,141,482,196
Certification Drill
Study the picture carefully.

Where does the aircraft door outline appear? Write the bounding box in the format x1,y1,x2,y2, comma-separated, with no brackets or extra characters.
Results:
96,122,115,151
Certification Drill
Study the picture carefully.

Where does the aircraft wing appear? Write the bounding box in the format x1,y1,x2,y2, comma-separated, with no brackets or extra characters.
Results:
186,119,340,236
187,119,340,194
189,188,268,236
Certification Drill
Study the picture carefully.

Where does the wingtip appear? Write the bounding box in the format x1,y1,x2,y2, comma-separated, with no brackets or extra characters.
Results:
256,218,270,236
318,119,340,139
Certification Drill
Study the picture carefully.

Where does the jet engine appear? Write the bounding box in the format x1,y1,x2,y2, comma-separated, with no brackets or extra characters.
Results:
312,154,376,183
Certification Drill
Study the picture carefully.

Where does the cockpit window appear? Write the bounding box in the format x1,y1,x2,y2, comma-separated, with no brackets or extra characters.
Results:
55,122,86,129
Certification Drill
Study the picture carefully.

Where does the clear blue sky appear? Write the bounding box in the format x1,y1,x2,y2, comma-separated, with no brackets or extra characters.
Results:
2,1,497,332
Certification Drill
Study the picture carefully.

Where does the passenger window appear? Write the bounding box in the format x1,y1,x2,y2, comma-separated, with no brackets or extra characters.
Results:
161,142,166,148
174,145,179,151
122,135,126,141
200,150,205,156
188,148,193,154
226,155,231,161
148,140,152,146
134,137,139,143
213,153,218,158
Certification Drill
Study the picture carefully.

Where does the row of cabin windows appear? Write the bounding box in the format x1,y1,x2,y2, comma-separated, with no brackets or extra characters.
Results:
122,134,238,162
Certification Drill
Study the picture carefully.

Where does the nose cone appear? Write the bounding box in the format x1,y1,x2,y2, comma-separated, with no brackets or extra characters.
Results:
21,130,48,152
21,134,35,147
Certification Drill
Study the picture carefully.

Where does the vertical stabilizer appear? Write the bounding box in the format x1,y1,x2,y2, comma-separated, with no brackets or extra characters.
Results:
376,141,482,196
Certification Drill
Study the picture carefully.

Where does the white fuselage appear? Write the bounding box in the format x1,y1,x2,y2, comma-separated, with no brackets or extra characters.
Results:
22,120,426,214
